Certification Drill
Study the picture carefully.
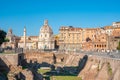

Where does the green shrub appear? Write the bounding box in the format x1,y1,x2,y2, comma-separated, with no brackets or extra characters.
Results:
107,62,112,75
117,42,120,50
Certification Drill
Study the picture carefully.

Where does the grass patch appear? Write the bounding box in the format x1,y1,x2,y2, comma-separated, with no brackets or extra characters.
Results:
50,76,82,80
37,66,81,80
37,68,51,75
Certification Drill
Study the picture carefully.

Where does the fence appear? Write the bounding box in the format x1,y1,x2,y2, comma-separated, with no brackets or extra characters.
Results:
0,48,23,54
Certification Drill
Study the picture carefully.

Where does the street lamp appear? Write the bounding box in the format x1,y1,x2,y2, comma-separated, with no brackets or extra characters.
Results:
106,29,112,52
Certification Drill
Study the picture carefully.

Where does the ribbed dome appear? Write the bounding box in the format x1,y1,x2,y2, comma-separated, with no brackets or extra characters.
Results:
40,20,53,34
38,20,55,50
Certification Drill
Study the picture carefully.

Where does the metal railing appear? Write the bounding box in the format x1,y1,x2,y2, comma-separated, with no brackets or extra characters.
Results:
0,48,23,54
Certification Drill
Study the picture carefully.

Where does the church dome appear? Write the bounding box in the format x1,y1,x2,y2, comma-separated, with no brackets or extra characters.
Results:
38,20,55,50
8,28,12,34
40,20,53,34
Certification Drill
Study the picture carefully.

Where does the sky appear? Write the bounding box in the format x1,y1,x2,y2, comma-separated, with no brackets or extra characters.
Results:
0,0,120,36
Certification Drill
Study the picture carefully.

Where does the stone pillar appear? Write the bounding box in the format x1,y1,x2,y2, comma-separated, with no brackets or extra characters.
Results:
24,27,26,49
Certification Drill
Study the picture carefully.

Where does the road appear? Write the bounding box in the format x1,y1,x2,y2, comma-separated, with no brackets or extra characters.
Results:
77,51,120,60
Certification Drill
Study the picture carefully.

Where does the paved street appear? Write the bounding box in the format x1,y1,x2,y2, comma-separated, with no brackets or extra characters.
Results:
77,50,120,60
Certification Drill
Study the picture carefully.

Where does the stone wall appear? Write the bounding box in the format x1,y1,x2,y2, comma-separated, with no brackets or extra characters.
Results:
78,54,120,80
23,52,120,80
24,52,54,65
0,54,19,66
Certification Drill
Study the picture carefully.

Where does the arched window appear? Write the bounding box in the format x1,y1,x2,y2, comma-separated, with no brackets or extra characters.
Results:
102,45,104,47
105,45,106,47
94,45,96,47
97,45,98,47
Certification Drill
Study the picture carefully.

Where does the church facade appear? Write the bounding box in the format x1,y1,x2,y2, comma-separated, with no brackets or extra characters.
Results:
18,20,55,50
38,20,54,49
1,29,20,49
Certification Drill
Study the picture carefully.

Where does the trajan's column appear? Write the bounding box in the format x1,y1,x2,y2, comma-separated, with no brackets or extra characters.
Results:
23,27,26,49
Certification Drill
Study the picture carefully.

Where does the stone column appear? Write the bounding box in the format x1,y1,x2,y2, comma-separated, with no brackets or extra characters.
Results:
24,27,26,49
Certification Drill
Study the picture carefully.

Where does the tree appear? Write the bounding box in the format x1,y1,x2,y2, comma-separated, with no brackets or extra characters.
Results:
4,38,9,42
117,41,120,50
0,30,7,46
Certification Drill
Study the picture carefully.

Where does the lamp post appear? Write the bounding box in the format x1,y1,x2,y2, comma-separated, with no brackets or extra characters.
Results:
107,30,112,52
